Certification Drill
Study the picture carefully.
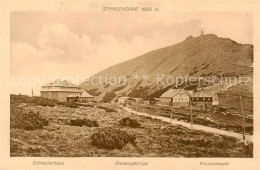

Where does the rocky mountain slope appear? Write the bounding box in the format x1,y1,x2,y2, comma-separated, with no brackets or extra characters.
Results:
81,34,253,102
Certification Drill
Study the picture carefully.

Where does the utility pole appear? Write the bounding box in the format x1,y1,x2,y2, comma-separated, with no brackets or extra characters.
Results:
238,95,246,157
155,103,159,115
32,89,34,97
141,104,145,113
171,102,173,124
141,93,145,112
157,104,161,115
239,96,246,143
190,99,193,130
124,98,127,107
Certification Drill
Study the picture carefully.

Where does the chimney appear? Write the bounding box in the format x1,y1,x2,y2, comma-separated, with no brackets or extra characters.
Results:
201,30,204,36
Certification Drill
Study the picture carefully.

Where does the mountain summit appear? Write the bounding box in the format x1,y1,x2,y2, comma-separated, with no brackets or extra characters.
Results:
81,34,253,102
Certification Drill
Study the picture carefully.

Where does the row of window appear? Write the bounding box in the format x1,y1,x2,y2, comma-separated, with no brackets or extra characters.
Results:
59,92,81,95
191,97,211,101
43,87,80,90
173,98,189,101
60,87,80,90
82,98,94,101
171,97,214,101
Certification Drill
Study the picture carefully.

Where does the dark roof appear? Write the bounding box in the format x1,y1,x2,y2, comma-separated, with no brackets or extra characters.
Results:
193,90,217,97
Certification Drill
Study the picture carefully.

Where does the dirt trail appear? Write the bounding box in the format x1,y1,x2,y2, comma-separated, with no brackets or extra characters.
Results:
124,107,253,142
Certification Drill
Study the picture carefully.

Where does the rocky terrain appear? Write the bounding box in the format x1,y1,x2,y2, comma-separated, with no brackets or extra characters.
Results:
81,34,253,102
10,95,253,157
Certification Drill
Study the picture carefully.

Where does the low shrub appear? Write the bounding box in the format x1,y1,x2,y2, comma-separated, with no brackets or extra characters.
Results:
113,85,127,92
87,88,101,96
244,143,253,157
11,94,96,109
102,91,116,103
97,106,116,112
11,94,56,107
245,126,253,135
75,103,94,107
61,102,78,108
163,126,184,135
119,117,141,128
91,127,136,149
69,118,99,127
36,99,55,107
11,107,49,130
176,138,212,146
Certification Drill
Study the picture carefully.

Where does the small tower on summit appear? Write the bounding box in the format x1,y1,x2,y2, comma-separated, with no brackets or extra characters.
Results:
200,30,204,36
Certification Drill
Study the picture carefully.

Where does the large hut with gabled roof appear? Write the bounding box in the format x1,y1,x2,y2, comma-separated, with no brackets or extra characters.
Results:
40,79,93,102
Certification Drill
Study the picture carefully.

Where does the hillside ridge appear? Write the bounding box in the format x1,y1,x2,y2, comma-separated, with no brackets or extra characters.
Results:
81,34,253,102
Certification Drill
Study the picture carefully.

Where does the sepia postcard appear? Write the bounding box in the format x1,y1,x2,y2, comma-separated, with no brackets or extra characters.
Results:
0,0,260,169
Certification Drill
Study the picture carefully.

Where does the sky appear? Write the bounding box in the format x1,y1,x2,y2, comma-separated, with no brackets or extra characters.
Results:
10,11,253,95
